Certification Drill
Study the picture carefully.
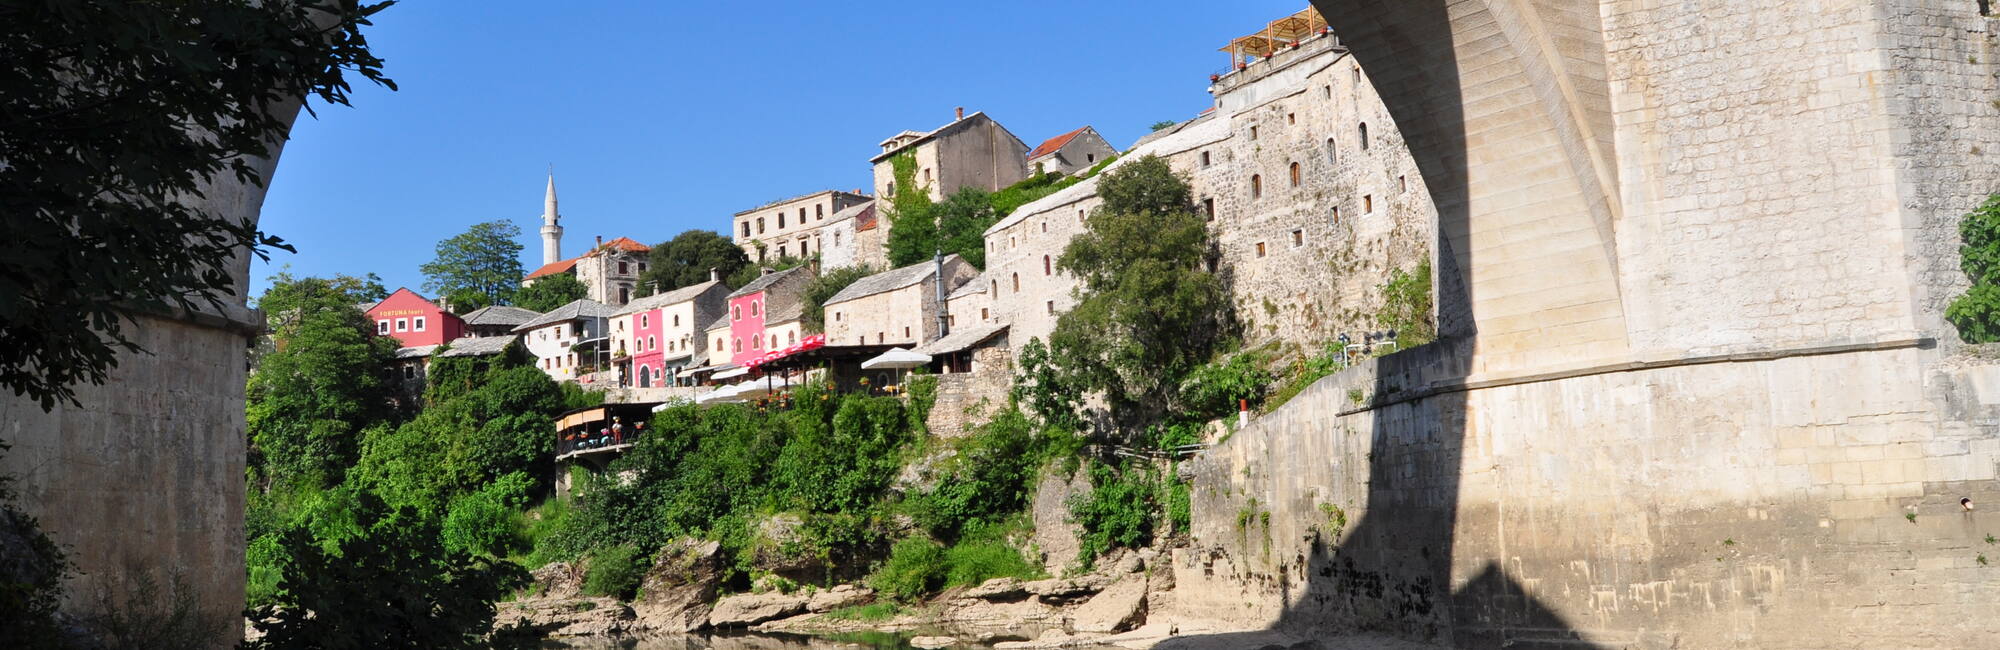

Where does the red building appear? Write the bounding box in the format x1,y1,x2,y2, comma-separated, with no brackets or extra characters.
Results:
366,288,465,348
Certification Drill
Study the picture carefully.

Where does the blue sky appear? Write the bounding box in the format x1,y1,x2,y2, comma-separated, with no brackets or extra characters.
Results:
253,0,1303,297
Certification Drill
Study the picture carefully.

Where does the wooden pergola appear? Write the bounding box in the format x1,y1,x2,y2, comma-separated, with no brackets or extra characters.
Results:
1220,7,1330,69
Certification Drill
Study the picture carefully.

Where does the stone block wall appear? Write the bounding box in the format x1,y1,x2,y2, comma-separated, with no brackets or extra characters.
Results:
924,345,1012,438
1180,340,2000,648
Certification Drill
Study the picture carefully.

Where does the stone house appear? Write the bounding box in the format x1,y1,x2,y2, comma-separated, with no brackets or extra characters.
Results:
945,276,993,330
1025,126,1118,177
914,322,1011,437
609,277,730,388
512,298,617,382
702,313,732,370
823,255,977,348
524,236,652,306
871,108,1029,203
459,305,540,339
722,267,813,365
731,190,872,264
816,200,886,271
983,25,1436,356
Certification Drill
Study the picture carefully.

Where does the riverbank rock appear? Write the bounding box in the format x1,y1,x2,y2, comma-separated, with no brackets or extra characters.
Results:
633,539,722,632
806,584,875,612
1023,574,1111,601
963,577,1027,600
493,596,633,638
910,636,958,649
530,560,588,599
708,591,811,627
1031,467,1090,573
1070,574,1148,633
995,628,1079,649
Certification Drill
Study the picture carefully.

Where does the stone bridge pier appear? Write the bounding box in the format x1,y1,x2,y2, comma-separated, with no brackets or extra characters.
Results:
1169,1,2000,648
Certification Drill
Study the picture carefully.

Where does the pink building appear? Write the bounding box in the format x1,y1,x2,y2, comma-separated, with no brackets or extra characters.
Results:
723,267,812,366
609,278,730,387
365,288,464,348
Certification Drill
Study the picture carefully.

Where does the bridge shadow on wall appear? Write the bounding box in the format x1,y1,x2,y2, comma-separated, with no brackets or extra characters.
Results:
1163,1,1600,648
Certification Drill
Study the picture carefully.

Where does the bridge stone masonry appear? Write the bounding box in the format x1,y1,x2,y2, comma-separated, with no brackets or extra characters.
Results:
1173,1,2000,648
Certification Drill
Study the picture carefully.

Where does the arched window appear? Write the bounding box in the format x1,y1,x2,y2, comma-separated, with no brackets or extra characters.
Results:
733,338,742,353
1289,162,1301,187
638,366,652,388
1359,122,1369,150
751,301,760,316
1326,138,1337,163
789,330,797,345
732,305,741,320
1012,273,1020,291
991,279,998,295
1251,175,1263,199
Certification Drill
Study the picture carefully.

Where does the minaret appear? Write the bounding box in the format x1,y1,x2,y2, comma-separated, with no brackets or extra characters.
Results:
540,169,563,265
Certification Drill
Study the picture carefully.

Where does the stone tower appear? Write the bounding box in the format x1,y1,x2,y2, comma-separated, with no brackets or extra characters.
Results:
540,171,563,265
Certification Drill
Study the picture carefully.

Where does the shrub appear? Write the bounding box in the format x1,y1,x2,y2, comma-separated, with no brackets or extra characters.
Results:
441,473,532,557
868,537,947,601
944,538,1041,588
1176,350,1274,421
582,545,646,600
824,602,904,622
1068,462,1161,566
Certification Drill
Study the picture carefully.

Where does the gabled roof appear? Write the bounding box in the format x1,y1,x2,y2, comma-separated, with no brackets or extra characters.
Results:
511,299,617,333
869,111,1026,163
613,279,727,317
438,335,517,358
525,258,579,280
364,287,442,314
395,344,440,359
825,255,964,307
948,275,988,300
728,266,809,299
461,305,541,327
1027,127,1092,161
704,313,731,332
987,114,1233,237
595,237,651,254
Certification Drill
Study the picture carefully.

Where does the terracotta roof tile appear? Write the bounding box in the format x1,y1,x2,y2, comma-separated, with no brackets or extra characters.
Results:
1027,127,1091,161
524,258,579,280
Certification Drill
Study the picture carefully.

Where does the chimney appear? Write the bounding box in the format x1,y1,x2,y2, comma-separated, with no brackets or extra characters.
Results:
955,106,964,120
594,235,603,248
709,267,720,282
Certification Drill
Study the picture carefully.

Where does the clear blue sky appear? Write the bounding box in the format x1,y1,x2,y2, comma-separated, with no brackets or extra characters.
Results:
253,0,1303,297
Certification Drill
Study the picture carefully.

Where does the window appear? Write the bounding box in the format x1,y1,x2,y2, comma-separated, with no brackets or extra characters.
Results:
1353,65,1361,84
1287,113,1296,125
751,301,760,316
757,217,765,234
648,335,656,350
1078,209,1085,224
1326,138,1337,164
835,311,842,322
980,307,989,320
619,261,629,274
1324,85,1332,99
1201,151,1211,167
778,245,787,258
1331,206,1341,223
1046,300,1055,315
817,204,824,219
639,263,648,272
1359,123,1369,150
741,222,751,238
395,318,408,332
414,316,426,332
903,327,911,338
878,333,885,344
778,212,786,228
1251,175,1263,199
800,240,810,255
798,207,806,222
733,337,742,352
1044,255,1052,275
834,232,841,246
923,168,932,183
715,337,723,352
620,287,630,304
672,314,679,326
377,320,390,335
1399,175,1408,193
769,334,777,348
733,306,741,320
1087,153,1096,163
1010,236,1017,249
789,331,797,345
1292,230,1304,247
1203,198,1216,221
1250,125,1259,140
949,315,957,327
1041,221,1048,233
991,279,998,295
403,365,414,379
1364,194,1374,213
1256,242,1267,258
641,315,649,329
1012,273,1020,291
886,182,896,197
1289,162,1301,187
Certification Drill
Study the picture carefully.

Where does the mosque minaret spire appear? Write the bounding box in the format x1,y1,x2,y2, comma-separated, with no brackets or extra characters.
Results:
540,167,563,265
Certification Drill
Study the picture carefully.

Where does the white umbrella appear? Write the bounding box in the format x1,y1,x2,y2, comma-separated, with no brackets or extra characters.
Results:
713,366,751,380
862,348,932,370
696,384,746,404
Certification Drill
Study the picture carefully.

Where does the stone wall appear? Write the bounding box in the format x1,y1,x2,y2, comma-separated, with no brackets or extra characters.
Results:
1181,340,2000,648
923,344,1012,438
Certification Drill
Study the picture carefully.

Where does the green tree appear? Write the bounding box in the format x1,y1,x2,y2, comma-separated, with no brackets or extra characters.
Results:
1949,195,2000,343
514,273,587,313
884,153,940,267
245,492,525,650
0,0,395,410
420,221,524,310
935,188,1001,269
1049,155,1229,426
246,277,402,490
802,265,878,333
1149,120,1180,132
636,230,750,296
1376,261,1436,350
255,270,390,334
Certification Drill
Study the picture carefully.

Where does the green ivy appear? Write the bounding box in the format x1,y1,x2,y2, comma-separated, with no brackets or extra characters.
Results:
1949,195,2000,342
